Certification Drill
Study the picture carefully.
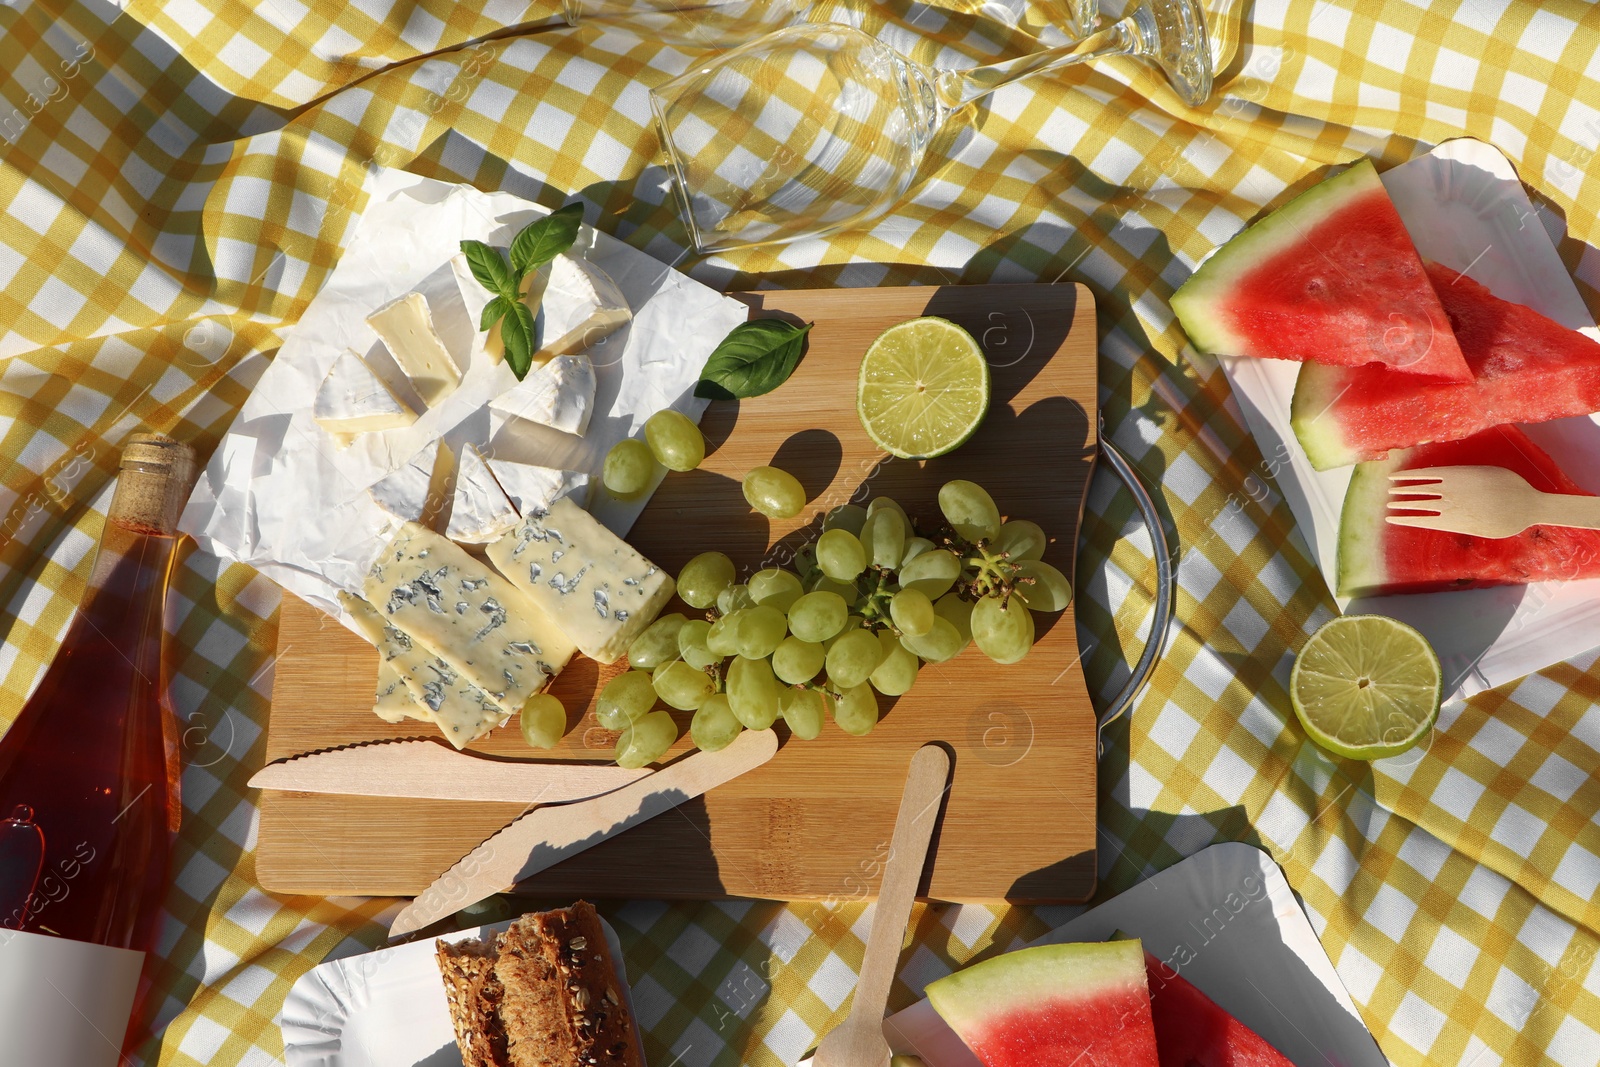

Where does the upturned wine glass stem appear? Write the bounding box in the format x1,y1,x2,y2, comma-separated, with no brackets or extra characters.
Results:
931,13,1145,111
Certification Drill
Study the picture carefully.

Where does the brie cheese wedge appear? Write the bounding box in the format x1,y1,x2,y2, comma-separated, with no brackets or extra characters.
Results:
485,456,590,516
487,253,631,363
367,438,455,530
446,444,521,544
312,349,416,441
488,353,597,437
368,292,463,406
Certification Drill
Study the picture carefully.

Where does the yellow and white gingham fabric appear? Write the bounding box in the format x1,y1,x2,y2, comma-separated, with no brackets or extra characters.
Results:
2,0,1599,1064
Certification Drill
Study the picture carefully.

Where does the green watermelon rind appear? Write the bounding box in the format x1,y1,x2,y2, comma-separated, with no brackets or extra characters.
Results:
1337,450,1405,597
925,941,1148,1039
1172,159,1383,356
1291,362,1364,470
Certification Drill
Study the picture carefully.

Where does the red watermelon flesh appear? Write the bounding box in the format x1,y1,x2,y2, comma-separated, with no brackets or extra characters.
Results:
1293,262,1600,469
1172,159,1471,381
925,941,1160,1067
1338,424,1600,597
1144,953,1295,1067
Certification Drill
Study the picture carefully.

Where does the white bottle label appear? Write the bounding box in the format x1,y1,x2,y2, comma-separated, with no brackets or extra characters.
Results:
0,929,143,1067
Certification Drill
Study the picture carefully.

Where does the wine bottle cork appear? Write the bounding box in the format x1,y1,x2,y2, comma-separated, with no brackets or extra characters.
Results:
109,433,197,536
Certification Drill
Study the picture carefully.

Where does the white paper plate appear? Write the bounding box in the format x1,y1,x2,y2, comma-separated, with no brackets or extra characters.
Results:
279,914,641,1067
883,842,1388,1067
1216,138,1600,704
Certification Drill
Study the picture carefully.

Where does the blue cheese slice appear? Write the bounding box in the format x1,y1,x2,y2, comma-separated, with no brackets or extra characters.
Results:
368,438,455,531
368,292,463,407
364,522,577,714
485,455,589,515
313,349,416,441
340,591,510,746
446,444,520,544
484,495,674,664
488,353,596,437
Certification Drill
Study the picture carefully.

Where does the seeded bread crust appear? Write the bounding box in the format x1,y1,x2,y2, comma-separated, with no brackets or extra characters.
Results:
436,936,511,1067
435,902,644,1067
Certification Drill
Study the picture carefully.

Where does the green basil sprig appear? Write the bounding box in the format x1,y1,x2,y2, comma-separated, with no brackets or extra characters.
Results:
460,202,585,379
694,319,813,401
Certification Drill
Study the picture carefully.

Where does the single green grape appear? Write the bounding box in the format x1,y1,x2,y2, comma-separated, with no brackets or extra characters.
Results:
690,693,743,752
652,660,715,710
771,636,824,684
748,567,803,611
900,616,964,663
1013,559,1073,612
678,551,735,609
822,504,868,536
866,496,908,522
806,574,859,600
898,549,961,598
860,507,907,569
971,595,1036,664
627,612,686,670
870,631,920,696
780,687,826,740
994,520,1046,562
726,655,780,729
934,592,974,646
596,669,657,730
716,583,756,615
816,528,867,581
787,590,848,642
603,438,657,497
900,536,935,563
889,588,934,637
736,604,788,659
520,693,567,749
643,409,705,471
742,465,807,519
824,628,885,690
706,610,744,656
833,683,879,736
616,710,678,768
938,479,1000,542
792,542,818,577
677,619,719,669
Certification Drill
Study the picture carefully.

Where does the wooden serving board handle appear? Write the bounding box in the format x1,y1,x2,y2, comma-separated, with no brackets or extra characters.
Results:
248,739,653,803
390,728,780,936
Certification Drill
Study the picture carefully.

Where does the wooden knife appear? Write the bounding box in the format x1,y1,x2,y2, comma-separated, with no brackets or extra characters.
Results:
389,728,780,937
247,739,652,803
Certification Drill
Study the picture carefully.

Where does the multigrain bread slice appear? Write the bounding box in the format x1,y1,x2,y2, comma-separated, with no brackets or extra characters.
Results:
436,902,644,1067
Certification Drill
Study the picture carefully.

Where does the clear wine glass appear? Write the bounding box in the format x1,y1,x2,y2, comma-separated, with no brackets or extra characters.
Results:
650,0,1212,252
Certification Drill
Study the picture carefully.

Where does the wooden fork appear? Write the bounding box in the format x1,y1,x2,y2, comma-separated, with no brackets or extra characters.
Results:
1387,465,1600,538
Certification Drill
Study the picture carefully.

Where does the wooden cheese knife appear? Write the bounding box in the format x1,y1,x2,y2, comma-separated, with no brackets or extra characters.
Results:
389,728,780,937
247,739,653,803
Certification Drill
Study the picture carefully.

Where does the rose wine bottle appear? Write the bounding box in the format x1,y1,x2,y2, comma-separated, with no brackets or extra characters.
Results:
0,433,195,1066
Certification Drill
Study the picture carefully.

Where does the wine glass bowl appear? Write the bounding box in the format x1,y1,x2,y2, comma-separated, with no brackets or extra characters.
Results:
1131,0,1212,107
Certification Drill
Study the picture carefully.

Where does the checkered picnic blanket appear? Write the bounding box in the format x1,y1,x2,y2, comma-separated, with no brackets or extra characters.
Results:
2,0,1599,1063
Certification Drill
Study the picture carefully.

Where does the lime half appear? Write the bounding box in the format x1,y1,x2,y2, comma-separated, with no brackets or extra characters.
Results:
1290,614,1441,760
857,317,990,459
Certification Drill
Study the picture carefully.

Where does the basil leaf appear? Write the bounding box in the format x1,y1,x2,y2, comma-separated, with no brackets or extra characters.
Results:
694,319,813,401
479,296,509,333
510,202,585,275
461,239,515,300
502,301,538,380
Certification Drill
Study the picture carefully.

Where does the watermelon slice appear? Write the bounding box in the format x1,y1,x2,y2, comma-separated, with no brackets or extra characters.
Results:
1172,159,1471,381
925,941,1160,1067
1339,424,1600,596
1294,263,1600,470
1143,952,1295,1067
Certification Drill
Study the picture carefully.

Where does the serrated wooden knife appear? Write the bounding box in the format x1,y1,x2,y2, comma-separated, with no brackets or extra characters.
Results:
247,739,652,803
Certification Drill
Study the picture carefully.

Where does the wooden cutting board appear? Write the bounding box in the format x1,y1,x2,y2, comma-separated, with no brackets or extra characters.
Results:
258,283,1099,902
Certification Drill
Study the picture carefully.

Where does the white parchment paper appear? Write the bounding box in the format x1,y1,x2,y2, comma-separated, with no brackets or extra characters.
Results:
1217,138,1600,704
181,170,749,630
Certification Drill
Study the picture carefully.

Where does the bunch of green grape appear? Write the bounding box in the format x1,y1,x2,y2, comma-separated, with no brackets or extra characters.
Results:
582,479,1071,767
